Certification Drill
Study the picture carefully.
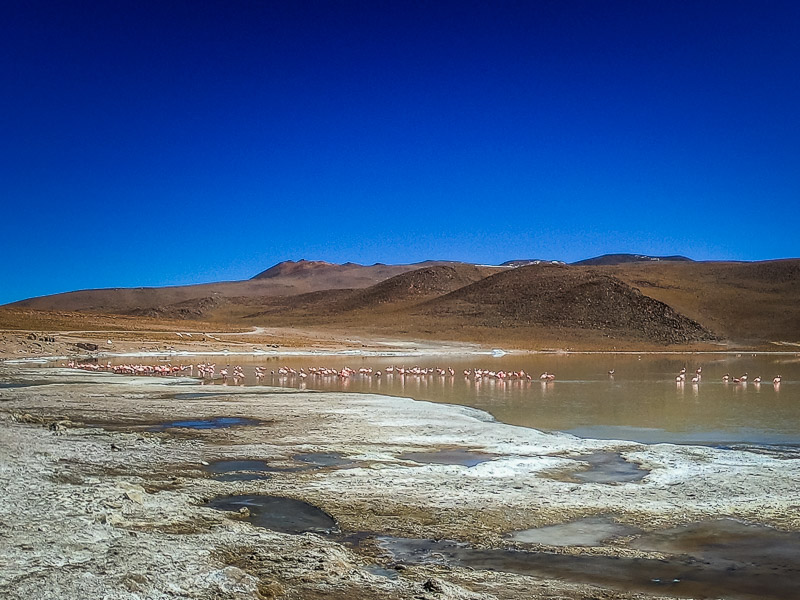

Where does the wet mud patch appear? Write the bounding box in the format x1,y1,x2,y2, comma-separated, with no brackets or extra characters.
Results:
509,516,640,547
128,517,218,536
0,381,47,389
150,417,262,431
376,531,800,600
206,494,338,534
546,451,648,484
631,518,800,568
1,379,95,389
213,544,395,600
168,392,226,401
714,442,800,460
398,448,496,467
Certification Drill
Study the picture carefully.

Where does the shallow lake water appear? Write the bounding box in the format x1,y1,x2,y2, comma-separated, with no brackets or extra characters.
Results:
378,518,800,600
206,494,338,534
510,516,640,546
202,489,800,599
399,448,496,467
65,352,800,445
561,451,650,484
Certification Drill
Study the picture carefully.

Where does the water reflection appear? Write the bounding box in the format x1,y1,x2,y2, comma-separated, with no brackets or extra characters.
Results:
59,353,800,445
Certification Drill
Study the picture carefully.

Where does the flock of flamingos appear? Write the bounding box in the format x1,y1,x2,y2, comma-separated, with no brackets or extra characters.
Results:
63,360,782,387
674,366,782,387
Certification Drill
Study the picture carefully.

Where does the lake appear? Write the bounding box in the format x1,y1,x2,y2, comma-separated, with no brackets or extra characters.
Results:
70,351,800,446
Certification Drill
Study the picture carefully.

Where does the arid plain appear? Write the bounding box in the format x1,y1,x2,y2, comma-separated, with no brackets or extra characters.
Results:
2,256,800,600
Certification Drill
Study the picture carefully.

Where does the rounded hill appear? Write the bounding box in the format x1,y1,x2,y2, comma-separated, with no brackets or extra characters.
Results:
251,259,344,279
421,264,717,344
334,264,496,312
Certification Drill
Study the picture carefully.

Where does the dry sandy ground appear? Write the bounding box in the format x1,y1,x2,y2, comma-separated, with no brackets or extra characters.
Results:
2,361,800,600
0,324,493,363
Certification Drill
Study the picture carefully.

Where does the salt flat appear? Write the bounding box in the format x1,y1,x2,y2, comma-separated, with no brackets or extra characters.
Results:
2,364,799,599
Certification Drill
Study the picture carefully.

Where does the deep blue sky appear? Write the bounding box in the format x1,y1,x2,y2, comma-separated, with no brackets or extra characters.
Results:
2,0,798,304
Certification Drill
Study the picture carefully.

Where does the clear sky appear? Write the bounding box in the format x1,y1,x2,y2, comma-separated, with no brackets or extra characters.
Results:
2,0,798,304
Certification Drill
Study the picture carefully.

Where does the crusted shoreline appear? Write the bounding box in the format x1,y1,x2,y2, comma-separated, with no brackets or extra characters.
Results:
2,365,799,599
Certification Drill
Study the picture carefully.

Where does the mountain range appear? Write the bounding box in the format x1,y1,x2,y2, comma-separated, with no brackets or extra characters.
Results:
6,254,799,349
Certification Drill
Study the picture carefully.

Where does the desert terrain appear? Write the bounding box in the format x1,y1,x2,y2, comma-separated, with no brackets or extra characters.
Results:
2,255,800,600
4,255,800,357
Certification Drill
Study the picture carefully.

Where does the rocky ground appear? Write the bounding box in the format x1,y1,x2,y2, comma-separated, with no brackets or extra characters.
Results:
2,362,800,599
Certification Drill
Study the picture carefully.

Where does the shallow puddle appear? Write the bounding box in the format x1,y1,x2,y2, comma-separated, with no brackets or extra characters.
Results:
204,459,278,481
151,417,261,430
0,381,50,389
363,564,400,580
510,516,639,546
206,494,337,534
203,455,351,480
205,459,275,473
631,518,800,568
292,452,355,468
398,449,495,467
211,472,272,482
377,527,800,600
170,392,226,400
564,451,648,484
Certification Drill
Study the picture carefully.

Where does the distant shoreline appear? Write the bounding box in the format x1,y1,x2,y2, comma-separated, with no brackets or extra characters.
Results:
5,347,800,365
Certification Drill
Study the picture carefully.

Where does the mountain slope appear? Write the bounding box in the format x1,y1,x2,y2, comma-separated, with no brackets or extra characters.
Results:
418,264,716,344
606,259,800,343
250,259,430,287
7,257,800,348
331,264,500,312
9,260,445,314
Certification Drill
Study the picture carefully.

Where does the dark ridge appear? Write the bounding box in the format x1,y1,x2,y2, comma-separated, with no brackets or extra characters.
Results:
572,254,694,266
420,264,717,344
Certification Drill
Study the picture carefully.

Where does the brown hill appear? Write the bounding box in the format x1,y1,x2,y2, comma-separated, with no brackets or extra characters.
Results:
228,264,499,321
417,264,717,344
605,259,800,344
6,257,800,349
9,260,442,315
331,264,501,312
250,259,433,288
252,259,350,279
127,295,229,320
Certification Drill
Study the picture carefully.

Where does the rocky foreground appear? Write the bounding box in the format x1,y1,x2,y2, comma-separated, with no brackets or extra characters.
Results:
2,365,799,599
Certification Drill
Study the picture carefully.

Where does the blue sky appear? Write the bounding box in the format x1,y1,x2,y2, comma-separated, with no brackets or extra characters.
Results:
2,0,798,304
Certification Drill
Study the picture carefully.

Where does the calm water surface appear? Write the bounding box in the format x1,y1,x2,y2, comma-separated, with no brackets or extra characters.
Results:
85,353,800,445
